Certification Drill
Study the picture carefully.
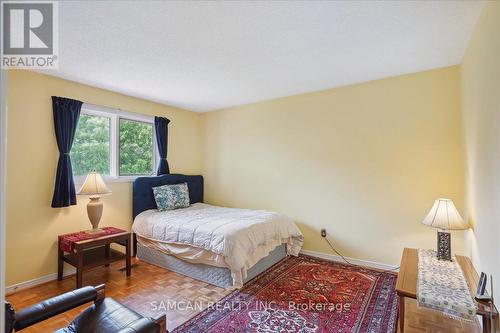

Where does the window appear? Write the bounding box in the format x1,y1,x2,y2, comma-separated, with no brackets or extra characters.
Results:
119,118,154,176
71,104,156,181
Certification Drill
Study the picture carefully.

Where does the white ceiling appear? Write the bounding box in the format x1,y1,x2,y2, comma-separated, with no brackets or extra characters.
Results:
46,1,483,112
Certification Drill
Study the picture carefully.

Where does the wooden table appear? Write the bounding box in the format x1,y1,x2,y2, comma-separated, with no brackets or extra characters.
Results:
58,231,131,288
396,248,497,333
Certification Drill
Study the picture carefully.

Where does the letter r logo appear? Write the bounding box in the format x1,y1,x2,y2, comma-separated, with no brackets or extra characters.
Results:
2,2,53,55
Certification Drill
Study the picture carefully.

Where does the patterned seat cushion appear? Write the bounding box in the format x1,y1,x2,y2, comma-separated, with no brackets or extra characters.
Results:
153,182,190,211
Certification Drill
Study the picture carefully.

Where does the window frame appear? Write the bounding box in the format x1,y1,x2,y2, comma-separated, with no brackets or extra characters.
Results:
73,103,158,184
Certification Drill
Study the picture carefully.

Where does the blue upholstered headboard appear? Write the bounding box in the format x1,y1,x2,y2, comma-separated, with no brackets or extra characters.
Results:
132,174,204,219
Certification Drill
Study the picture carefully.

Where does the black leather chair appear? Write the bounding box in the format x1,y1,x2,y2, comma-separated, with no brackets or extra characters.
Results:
5,284,167,333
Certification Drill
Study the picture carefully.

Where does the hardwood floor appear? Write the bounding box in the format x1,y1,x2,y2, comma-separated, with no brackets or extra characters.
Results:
6,258,482,333
7,258,230,332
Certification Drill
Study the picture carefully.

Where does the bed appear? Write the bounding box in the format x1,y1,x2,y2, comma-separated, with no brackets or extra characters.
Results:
131,174,304,288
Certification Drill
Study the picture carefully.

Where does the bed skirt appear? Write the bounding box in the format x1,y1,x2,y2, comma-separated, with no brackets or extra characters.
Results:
136,242,287,288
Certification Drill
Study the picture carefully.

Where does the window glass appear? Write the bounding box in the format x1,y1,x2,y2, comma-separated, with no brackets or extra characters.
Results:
71,114,110,176
119,118,154,176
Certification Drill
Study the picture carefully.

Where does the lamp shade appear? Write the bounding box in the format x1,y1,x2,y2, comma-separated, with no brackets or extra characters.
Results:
422,198,468,230
77,171,111,196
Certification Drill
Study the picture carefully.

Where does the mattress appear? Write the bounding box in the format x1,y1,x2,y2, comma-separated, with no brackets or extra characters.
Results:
132,202,303,287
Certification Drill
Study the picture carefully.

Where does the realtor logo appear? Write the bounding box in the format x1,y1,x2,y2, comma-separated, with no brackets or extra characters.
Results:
1,1,58,69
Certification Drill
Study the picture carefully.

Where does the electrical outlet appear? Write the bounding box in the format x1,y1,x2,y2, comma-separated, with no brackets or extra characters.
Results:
321,229,327,237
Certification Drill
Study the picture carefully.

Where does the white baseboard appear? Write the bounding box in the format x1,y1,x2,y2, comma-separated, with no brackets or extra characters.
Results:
6,268,76,295
300,249,399,272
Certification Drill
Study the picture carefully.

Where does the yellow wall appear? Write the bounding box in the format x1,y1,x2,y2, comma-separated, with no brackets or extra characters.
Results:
6,70,202,286
6,67,470,285
460,1,500,303
201,67,466,266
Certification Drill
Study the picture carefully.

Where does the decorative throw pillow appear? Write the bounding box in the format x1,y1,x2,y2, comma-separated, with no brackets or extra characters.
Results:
153,183,190,211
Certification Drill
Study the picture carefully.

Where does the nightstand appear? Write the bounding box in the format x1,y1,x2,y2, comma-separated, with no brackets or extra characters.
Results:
58,227,131,288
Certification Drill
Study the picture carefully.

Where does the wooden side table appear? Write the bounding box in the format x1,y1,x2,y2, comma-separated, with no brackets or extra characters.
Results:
396,248,498,333
58,229,131,288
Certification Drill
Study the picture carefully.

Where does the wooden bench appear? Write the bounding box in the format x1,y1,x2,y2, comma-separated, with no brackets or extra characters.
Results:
396,248,498,333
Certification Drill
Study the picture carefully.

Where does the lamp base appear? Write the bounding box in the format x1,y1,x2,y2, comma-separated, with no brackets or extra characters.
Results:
437,230,451,261
84,228,103,234
86,196,103,231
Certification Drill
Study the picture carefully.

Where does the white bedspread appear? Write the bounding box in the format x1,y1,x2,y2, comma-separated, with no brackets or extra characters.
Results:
132,203,304,287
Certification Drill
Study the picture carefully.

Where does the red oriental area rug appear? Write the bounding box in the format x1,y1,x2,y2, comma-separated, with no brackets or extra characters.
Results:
173,255,398,333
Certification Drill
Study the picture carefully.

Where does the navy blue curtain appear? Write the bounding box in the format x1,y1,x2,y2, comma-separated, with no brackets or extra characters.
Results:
51,96,83,208
154,116,170,175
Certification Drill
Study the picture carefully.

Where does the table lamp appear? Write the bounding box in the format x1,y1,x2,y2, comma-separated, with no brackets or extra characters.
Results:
421,198,468,261
77,171,112,233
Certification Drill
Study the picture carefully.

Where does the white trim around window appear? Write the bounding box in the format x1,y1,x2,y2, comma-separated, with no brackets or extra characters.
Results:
74,103,158,185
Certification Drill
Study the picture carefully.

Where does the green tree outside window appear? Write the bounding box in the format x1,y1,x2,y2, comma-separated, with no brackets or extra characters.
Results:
71,114,110,176
119,119,153,175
